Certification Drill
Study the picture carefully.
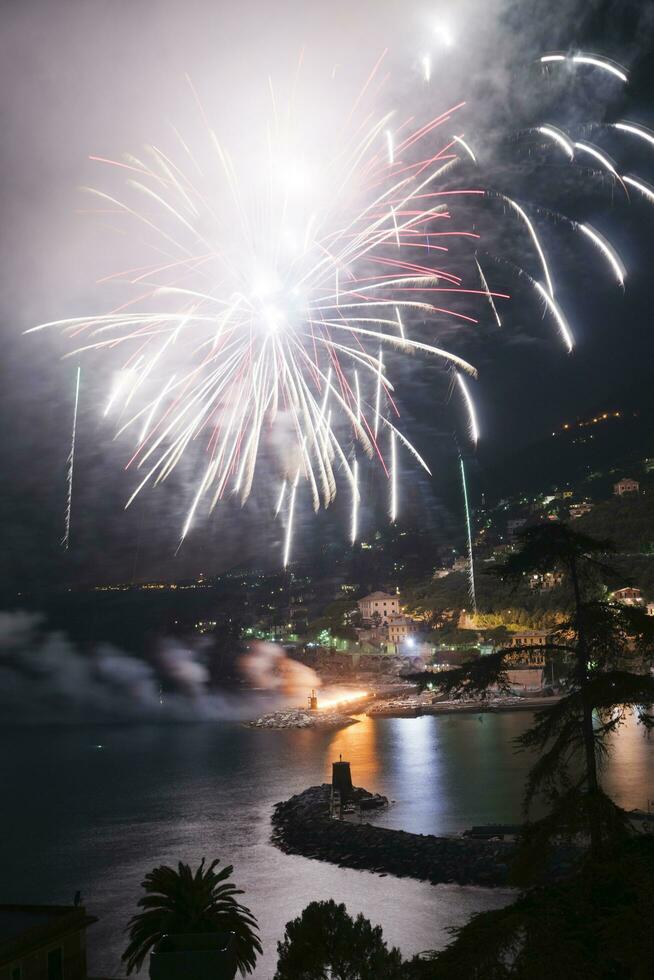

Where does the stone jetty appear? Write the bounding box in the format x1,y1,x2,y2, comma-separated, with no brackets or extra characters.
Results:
271,784,516,886
249,709,359,730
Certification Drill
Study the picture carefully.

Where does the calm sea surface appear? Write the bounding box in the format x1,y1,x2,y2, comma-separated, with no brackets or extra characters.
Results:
2,711,652,978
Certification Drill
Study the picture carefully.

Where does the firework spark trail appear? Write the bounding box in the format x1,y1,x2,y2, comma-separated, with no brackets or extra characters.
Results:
500,195,554,297
540,52,628,84
455,371,479,445
534,280,574,352
614,121,654,148
577,223,626,286
373,347,383,438
351,458,359,542
452,134,477,163
538,125,574,160
62,366,81,551
394,306,405,339
623,174,654,204
390,432,397,521
275,480,287,516
574,141,621,181
459,455,477,615
422,55,431,83
571,53,628,83
283,467,301,567
385,129,394,165
474,257,502,327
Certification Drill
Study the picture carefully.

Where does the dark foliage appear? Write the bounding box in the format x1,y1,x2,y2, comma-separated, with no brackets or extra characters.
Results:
122,858,261,975
411,523,654,863
273,899,406,980
408,836,654,980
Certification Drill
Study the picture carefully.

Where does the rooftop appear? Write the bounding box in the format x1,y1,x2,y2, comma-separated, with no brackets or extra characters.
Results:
359,591,398,601
0,905,97,964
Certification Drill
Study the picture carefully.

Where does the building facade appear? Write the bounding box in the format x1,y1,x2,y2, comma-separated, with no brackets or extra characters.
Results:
357,591,400,625
387,615,420,648
529,571,564,591
504,630,552,667
611,587,644,606
613,478,639,496
569,501,593,519
0,905,96,980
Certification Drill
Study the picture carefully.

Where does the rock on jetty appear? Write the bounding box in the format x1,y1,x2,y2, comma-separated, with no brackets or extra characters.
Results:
249,709,359,730
271,784,515,886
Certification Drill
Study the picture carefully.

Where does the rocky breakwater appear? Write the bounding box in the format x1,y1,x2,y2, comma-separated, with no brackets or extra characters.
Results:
249,709,359,730
271,784,515,886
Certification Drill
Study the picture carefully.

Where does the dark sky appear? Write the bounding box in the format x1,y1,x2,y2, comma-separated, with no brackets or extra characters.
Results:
2,0,654,590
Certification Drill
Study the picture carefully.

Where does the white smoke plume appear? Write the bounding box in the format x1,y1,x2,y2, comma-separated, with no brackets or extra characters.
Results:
0,611,264,724
239,641,321,696
0,613,328,724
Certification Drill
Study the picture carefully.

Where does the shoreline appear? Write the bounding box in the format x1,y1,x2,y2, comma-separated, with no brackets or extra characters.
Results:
367,694,562,718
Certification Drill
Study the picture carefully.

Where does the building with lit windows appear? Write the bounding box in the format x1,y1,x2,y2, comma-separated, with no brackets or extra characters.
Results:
611,587,644,606
614,478,639,496
357,591,400,625
387,615,420,649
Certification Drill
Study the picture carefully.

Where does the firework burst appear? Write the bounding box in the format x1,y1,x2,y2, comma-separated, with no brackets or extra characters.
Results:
30,44,653,563
30,65,509,561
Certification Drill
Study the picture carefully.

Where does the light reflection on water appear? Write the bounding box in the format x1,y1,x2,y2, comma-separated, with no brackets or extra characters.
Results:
1,712,651,977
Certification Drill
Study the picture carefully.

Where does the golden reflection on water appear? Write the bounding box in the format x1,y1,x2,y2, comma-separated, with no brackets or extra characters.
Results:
324,714,380,783
604,710,654,810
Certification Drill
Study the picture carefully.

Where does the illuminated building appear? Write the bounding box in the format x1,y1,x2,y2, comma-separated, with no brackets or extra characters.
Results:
357,591,400,625
614,478,640,496
504,630,552,666
611,587,644,607
387,615,420,649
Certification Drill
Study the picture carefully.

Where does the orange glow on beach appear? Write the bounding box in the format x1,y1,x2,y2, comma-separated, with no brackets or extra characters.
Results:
316,690,370,711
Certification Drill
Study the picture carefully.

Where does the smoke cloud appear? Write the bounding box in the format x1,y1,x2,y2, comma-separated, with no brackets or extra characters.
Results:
0,611,306,724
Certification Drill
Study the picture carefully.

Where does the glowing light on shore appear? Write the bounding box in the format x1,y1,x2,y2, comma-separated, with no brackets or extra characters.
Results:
317,689,369,711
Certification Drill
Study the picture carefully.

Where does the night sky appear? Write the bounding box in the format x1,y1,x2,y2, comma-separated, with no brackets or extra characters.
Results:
2,0,654,590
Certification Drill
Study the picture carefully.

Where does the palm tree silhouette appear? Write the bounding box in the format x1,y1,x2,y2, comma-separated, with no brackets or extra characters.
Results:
122,857,261,975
